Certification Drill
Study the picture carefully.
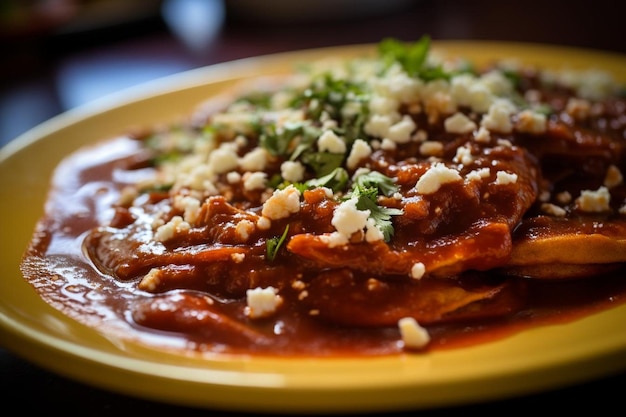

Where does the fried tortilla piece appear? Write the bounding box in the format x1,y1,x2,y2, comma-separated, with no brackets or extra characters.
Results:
289,141,539,278
302,268,526,326
503,263,622,279
503,101,626,279
131,291,273,345
505,215,626,279
288,221,514,278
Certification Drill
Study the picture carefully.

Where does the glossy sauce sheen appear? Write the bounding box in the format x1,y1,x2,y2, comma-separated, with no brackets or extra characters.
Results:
20,44,626,357
21,134,626,357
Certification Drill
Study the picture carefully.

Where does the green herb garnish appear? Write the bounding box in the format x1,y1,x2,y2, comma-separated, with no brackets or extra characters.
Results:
346,171,403,241
378,35,455,81
266,225,290,261
305,167,349,192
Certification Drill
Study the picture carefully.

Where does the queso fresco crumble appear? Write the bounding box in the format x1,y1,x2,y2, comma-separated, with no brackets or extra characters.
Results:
21,37,626,355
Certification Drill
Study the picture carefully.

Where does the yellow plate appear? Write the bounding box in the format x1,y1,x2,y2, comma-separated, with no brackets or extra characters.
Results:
1,41,626,414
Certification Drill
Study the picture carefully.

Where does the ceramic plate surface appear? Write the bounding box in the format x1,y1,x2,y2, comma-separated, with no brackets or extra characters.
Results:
1,42,626,414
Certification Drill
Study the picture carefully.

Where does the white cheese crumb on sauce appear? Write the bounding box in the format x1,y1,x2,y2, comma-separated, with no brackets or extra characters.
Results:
398,317,431,350
415,162,462,194
245,287,283,319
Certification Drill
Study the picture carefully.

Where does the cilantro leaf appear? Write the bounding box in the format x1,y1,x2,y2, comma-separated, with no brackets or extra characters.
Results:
266,225,290,261
354,170,400,197
379,36,430,77
305,167,349,192
346,170,403,242
260,122,302,156
354,194,402,242
378,36,451,81
300,151,345,177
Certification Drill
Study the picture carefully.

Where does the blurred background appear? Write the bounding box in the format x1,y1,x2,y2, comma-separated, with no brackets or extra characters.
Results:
1,0,625,147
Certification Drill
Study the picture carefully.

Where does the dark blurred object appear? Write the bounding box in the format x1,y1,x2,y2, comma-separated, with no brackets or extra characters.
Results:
224,0,415,23
0,0,164,80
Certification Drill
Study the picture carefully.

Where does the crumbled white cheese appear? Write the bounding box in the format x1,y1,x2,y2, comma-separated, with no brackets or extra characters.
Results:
346,139,372,170
410,262,425,279
261,184,301,219
173,195,201,224
576,186,611,212
375,69,422,103
364,113,394,139
226,171,241,184
604,165,623,188
317,129,347,153
138,268,162,292
398,317,430,349
208,145,239,174
154,215,190,242
481,100,515,133
450,74,492,113
453,145,474,166
473,126,491,143
496,138,513,147
176,164,218,193
541,203,567,217
387,115,417,144
331,196,370,239
515,110,547,134
419,141,444,157
243,171,268,191
539,190,551,203
548,69,617,100
465,167,491,182
481,69,514,96
280,160,306,183
380,138,397,150
239,147,269,172
444,112,477,134
415,162,462,194
364,217,384,243
413,129,428,142
556,191,572,204
256,216,271,230
565,97,591,120
231,252,245,263
319,231,349,248
369,95,399,115
494,171,518,185
245,286,283,319
235,219,255,241
424,91,456,123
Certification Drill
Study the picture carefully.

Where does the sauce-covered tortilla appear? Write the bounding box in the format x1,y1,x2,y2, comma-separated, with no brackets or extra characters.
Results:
21,37,626,356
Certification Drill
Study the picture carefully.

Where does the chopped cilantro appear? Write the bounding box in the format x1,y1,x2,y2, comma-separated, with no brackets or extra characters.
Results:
346,171,403,241
354,170,400,197
500,68,523,89
531,103,554,116
379,36,431,77
300,151,344,177
259,122,298,156
295,74,368,122
305,167,349,192
235,91,273,108
139,183,173,194
266,225,290,261
378,36,454,81
354,194,402,242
